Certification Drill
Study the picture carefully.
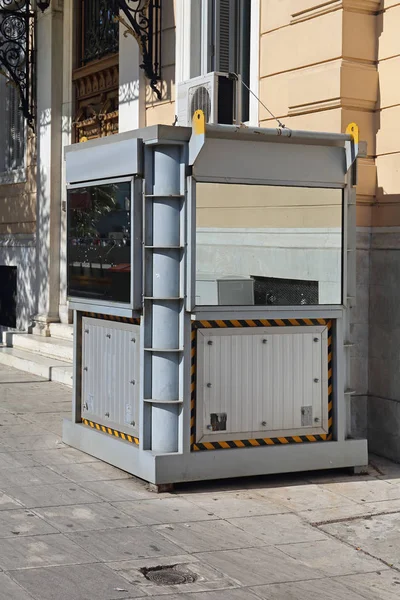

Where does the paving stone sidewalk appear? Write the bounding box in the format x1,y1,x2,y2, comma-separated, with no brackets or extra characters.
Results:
1,363,400,599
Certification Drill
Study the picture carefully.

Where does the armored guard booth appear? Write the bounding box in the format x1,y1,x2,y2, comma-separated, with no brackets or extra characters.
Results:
63,116,367,485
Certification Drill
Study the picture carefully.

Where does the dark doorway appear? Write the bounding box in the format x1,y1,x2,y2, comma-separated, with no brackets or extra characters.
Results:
0,266,17,328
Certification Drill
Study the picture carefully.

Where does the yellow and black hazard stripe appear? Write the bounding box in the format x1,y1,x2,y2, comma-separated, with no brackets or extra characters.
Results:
190,328,197,447
192,318,328,329
82,419,139,445
327,320,333,440
191,318,333,451
81,312,140,325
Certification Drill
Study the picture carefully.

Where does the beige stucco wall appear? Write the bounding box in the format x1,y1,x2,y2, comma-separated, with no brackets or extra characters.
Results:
197,184,342,229
374,2,400,226
260,0,380,228
0,131,36,235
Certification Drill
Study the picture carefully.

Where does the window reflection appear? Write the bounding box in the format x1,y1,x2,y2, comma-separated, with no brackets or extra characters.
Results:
196,183,343,306
67,181,131,304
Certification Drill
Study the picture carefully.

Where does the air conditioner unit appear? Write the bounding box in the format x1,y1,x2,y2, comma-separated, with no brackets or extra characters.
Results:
176,72,241,127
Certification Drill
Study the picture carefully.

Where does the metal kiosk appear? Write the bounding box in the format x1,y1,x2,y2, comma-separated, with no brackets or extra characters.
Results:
63,115,367,486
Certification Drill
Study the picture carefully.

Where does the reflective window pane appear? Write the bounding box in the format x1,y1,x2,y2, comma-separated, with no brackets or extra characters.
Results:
67,181,131,304
196,183,343,306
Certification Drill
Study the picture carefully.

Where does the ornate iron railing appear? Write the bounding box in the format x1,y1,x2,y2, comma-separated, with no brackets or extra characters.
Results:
0,0,34,128
81,0,119,65
116,0,162,99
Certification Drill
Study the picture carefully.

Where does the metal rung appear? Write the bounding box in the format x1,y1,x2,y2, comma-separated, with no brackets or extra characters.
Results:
143,399,183,404
143,296,184,300
144,194,184,198
144,245,184,249
343,342,355,348
144,348,183,352
344,389,356,395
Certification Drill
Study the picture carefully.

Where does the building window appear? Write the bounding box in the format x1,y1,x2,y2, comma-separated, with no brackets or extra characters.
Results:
187,0,251,122
79,0,119,67
0,78,25,173
210,0,251,121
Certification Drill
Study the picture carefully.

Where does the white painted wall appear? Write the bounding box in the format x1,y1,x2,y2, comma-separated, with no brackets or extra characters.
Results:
119,18,145,132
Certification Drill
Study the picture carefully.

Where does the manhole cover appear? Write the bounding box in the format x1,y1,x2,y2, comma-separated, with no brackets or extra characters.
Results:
141,565,197,585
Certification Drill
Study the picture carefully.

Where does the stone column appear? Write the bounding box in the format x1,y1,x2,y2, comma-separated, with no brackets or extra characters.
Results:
59,0,74,324
33,1,64,335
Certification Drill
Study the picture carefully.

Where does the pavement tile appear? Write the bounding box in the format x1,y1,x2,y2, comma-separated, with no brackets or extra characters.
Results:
0,572,36,600
137,590,259,600
108,554,238,596
112,497,217,525
227,513,328,545
196,546,324,587
4,482,101,508
0,451,39,470
0,508,58,538
257,483,359,512
0,533,96,570
297,504,374,524
321,512,400,567
183,491,289,519
25,448,98,466
0,423,48,437
34,502,141,532
153,519,265,553
320,479,400,503
0,492,23,511
0,413,32,426
22,413,70,437
22,412,70,424
0,433,65,452
11,563,144,600
250,578,370,600
48,461,133,483
334,570,400,599
0,466,68,488
66,526,185,561
277,538,387,576
0,399,71,414
0,366,45,383
80,478,169,501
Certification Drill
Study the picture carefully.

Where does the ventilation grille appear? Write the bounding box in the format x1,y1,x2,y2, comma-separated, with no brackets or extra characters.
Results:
190,86,211,123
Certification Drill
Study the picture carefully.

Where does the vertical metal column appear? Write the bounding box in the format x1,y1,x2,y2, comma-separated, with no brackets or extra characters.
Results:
144,145,183,453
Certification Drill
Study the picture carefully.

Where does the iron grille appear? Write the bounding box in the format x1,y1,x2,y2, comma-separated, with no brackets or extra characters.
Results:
81,0,119,65
0,0,35,128
252,276,319,306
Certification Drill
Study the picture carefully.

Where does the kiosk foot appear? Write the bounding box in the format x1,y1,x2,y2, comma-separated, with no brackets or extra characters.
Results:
147,483,174,494
351,465,369,475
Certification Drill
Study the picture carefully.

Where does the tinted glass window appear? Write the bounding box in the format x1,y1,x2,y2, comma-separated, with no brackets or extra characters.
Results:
67,181,131,304
196,183,343,306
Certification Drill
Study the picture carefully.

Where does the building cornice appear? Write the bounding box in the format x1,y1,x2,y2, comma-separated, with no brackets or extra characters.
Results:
291,0,381,24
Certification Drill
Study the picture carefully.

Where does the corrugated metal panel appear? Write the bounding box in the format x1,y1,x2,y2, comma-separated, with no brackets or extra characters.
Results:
197,327,328,441
81,317,140,437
